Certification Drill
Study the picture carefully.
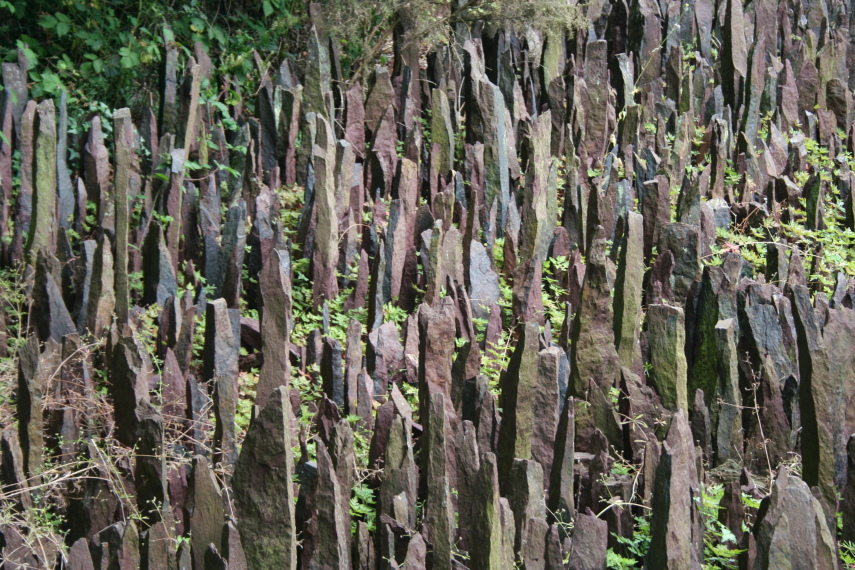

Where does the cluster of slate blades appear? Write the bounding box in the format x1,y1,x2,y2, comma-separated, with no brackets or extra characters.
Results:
4,0,855,568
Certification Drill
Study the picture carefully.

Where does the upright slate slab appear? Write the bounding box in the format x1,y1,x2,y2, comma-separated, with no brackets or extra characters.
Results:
312,114,339,305
112,108,138,326
646,304,688,413
570,226,619,396
496,321,539,490
753,467,836,569
789,284,839,507
644,411,703,569
25,99,57,262
257,250,293,408
204,299,240,473
423,392,453,570
613,212,644,370
233,387,297,569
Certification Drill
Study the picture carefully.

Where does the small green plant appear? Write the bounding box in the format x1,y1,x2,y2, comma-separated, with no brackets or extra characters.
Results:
697,484,744,569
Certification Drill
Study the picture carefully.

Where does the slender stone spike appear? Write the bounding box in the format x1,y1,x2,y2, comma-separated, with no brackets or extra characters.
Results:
402,534,427,569
2,62,26,139
496,321,539,490
25,99,57,261
566,510,608,570
530,346,562,482
520,516,549,569
0,96,11,240
431,88,455,177
204,299,240,473
142,223,178,307
383,199,409,303
470,452,504,569
356,372,374,433
354,521,375,570
18,336,59,477
368,107,397,199
233,387,297,569
344,319,361,417
644,411,703,569
110,336,157,447
507,459,546,558
303,25,333,120
468,239,500,322
689,266,736,410
142,521,176,570
418,298,456,399
753,467,837,569
88,115,116,236
10,100,34,263
658,223,702,302
613,212,644,370
314,439,351,568
220,202,247,309
321,337,344,407
646,304,688,414
68,537,95,570
73,239,97,334
824,302,851,451
641,177,669,264
112,108,136,326
582,40,610,162
312,114,339,305
379,413,417,548
199,176,222,295
499,497,516,567
257,250,292,408
222,520,248,570
159,43,179,135
279,86,303,185
844,436,855,542
367,320,405,396
570,225,619,396
789,284,839,507
328,419,355,539
424,392,453,570
204,545,228,570
423,223,444,305
470,73,510,237
548,397,574,534
713,319,742,465
189,455,224,570
1,426,32,511
56,89,74,230
180,63,202,158
85,234,115,338
519,112,553,263
177,542,192,569
32,252,76,342
162,148,185,276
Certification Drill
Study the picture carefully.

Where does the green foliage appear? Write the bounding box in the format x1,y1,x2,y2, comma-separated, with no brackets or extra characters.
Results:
1,0,304,117
614,516,651,561
698,484,743,569
607,548,638,569
841,540,855,568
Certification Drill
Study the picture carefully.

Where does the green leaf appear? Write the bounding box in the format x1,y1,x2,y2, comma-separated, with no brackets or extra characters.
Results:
38,14,57,29
263,0,274,16
56,21,70,37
